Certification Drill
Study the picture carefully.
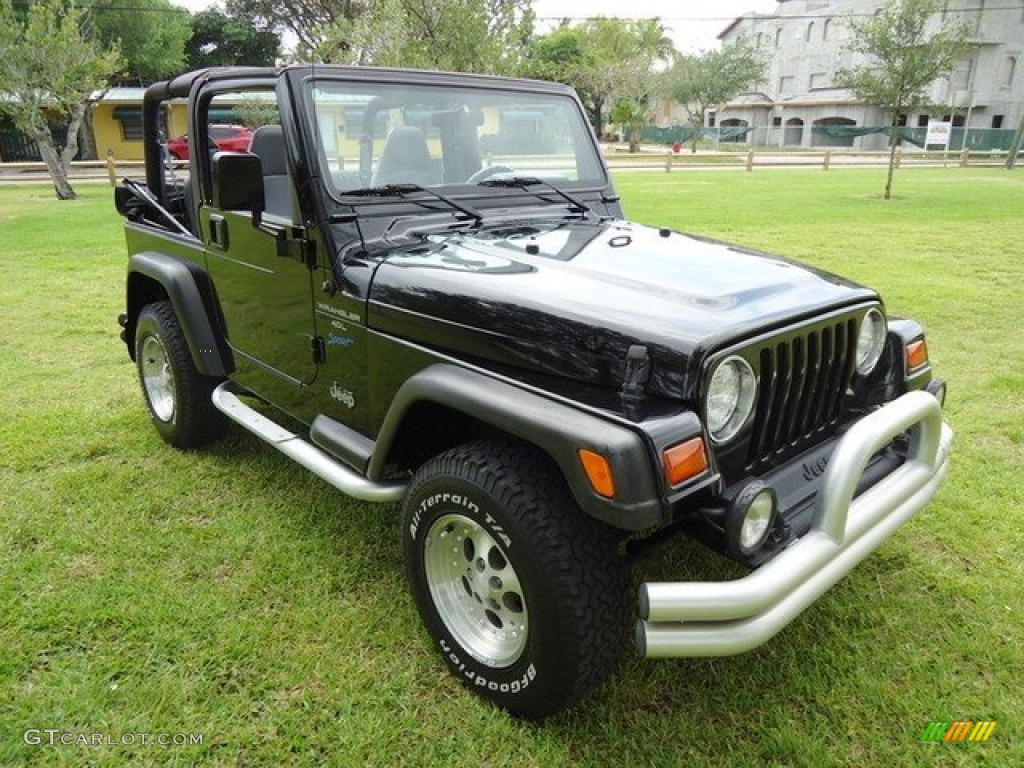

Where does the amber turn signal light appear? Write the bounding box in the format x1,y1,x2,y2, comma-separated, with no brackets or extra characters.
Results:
663,437,709,488
578,449,615,498
906,339,929,371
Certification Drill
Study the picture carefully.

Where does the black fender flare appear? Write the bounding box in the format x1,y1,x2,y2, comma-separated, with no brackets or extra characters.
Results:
370,364,666,530
126,251,231,377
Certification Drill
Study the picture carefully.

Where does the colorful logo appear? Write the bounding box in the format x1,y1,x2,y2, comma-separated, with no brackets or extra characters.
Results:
921,721,997,743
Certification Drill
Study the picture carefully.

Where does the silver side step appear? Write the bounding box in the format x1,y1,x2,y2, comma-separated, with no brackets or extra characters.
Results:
211,382,408,503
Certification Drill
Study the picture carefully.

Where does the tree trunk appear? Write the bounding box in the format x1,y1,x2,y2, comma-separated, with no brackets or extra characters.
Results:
1006,113,1024,170
876,115,901,199
31,126,77,200
884,121,898,200
593,97,605,142
78,103,98,161
60,103,87,178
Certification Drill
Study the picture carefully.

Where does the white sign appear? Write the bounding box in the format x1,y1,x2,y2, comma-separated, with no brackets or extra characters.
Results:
925,121,952,148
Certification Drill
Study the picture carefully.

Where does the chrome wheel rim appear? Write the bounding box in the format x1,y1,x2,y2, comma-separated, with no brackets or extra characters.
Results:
140,334,175,422
423,513,528,668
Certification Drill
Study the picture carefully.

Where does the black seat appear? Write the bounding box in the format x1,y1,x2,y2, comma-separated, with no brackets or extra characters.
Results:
373,126,438,187
248,125,291,219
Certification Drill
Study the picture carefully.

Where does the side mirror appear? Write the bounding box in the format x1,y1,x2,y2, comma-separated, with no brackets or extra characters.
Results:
212,151,265,217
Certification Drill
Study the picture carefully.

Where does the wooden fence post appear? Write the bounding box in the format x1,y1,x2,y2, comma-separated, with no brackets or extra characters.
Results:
746,150,754,172
823,150,831,171
105,150,117,187
959,149,969,167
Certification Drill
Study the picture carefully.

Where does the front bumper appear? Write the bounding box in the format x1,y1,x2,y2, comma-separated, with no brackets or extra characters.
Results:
637,390,953,658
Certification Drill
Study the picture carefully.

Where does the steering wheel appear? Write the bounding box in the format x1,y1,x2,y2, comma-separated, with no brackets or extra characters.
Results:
467,165,514,184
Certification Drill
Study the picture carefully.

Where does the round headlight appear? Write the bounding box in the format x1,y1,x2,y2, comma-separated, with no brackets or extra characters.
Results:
856,308,887,374
705,355,757,443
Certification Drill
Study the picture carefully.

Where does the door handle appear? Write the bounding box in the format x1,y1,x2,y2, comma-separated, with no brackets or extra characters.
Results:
209,214,228,248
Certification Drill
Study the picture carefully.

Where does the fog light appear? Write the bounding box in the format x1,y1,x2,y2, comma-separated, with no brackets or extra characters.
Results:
726,482,777,555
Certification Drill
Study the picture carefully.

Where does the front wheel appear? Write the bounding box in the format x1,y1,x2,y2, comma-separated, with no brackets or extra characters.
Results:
403,440,629,720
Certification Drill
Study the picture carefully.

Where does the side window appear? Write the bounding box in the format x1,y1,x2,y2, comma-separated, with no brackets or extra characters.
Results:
202,88,294,221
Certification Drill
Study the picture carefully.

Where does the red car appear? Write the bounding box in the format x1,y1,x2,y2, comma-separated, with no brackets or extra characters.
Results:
165,124,252,160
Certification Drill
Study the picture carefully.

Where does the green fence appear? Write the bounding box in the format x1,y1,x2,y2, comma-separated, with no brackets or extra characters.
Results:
812,125,1017,150
641,125,753,144
641,123,1017,151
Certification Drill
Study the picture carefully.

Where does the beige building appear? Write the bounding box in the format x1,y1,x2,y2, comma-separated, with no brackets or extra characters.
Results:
681,0,1024,149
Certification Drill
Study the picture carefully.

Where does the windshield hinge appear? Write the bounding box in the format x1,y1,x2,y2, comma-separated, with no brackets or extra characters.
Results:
311,335,326,365
621,345,650,402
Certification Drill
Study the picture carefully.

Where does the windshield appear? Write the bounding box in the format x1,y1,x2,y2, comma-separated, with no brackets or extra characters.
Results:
308,79,606,197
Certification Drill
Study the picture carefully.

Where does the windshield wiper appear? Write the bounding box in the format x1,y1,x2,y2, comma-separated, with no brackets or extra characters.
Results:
343,183,482,223
478,176,590,216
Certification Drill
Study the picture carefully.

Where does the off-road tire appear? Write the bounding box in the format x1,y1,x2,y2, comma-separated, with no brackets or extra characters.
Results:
135,301,225,449
402,440,630,720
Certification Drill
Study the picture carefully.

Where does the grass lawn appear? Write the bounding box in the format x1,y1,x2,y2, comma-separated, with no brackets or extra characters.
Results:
1,168,1021,766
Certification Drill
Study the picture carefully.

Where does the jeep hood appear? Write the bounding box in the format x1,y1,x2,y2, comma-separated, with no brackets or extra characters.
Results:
367,219,877,399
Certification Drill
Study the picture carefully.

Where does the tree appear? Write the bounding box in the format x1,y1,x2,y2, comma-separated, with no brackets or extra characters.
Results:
315,0,534,75
519,23,587,84
226,0,360,57
0,0,120,200
185,9,280,69
664,38,765,153
609,99,649,152
835,0,969,199
92,0,191,83
522,18,673,140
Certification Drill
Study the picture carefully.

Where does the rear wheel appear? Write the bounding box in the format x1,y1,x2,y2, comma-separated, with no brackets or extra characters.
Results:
135,301,225,448
403,440,629,720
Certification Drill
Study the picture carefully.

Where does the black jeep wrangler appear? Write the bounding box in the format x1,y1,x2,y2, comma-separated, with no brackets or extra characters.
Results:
115,65,953,720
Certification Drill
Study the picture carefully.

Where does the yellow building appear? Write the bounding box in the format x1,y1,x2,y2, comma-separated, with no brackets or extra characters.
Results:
90,87,188,161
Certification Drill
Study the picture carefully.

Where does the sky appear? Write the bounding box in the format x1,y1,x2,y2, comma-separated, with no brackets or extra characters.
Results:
531,1,780,52
174,0,782,54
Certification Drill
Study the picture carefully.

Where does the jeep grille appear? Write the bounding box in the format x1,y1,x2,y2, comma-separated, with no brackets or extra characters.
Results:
745,316,859,473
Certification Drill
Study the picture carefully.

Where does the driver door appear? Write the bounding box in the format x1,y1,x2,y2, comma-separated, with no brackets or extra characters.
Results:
196,87,320,390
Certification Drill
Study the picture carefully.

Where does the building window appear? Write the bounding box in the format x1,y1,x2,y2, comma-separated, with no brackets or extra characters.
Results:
809,72,828,89
778,75,795,95
772,116,782,127
806,22,815,42
775,28,782,48
1002,56,1017,88
992,115,1004,129
112,107,143,141
823,18,832,41
917,114,930,127
896,114,908,127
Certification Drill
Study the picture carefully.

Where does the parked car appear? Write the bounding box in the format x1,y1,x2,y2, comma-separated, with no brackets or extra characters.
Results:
115,66,952,720
164,123,252,160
